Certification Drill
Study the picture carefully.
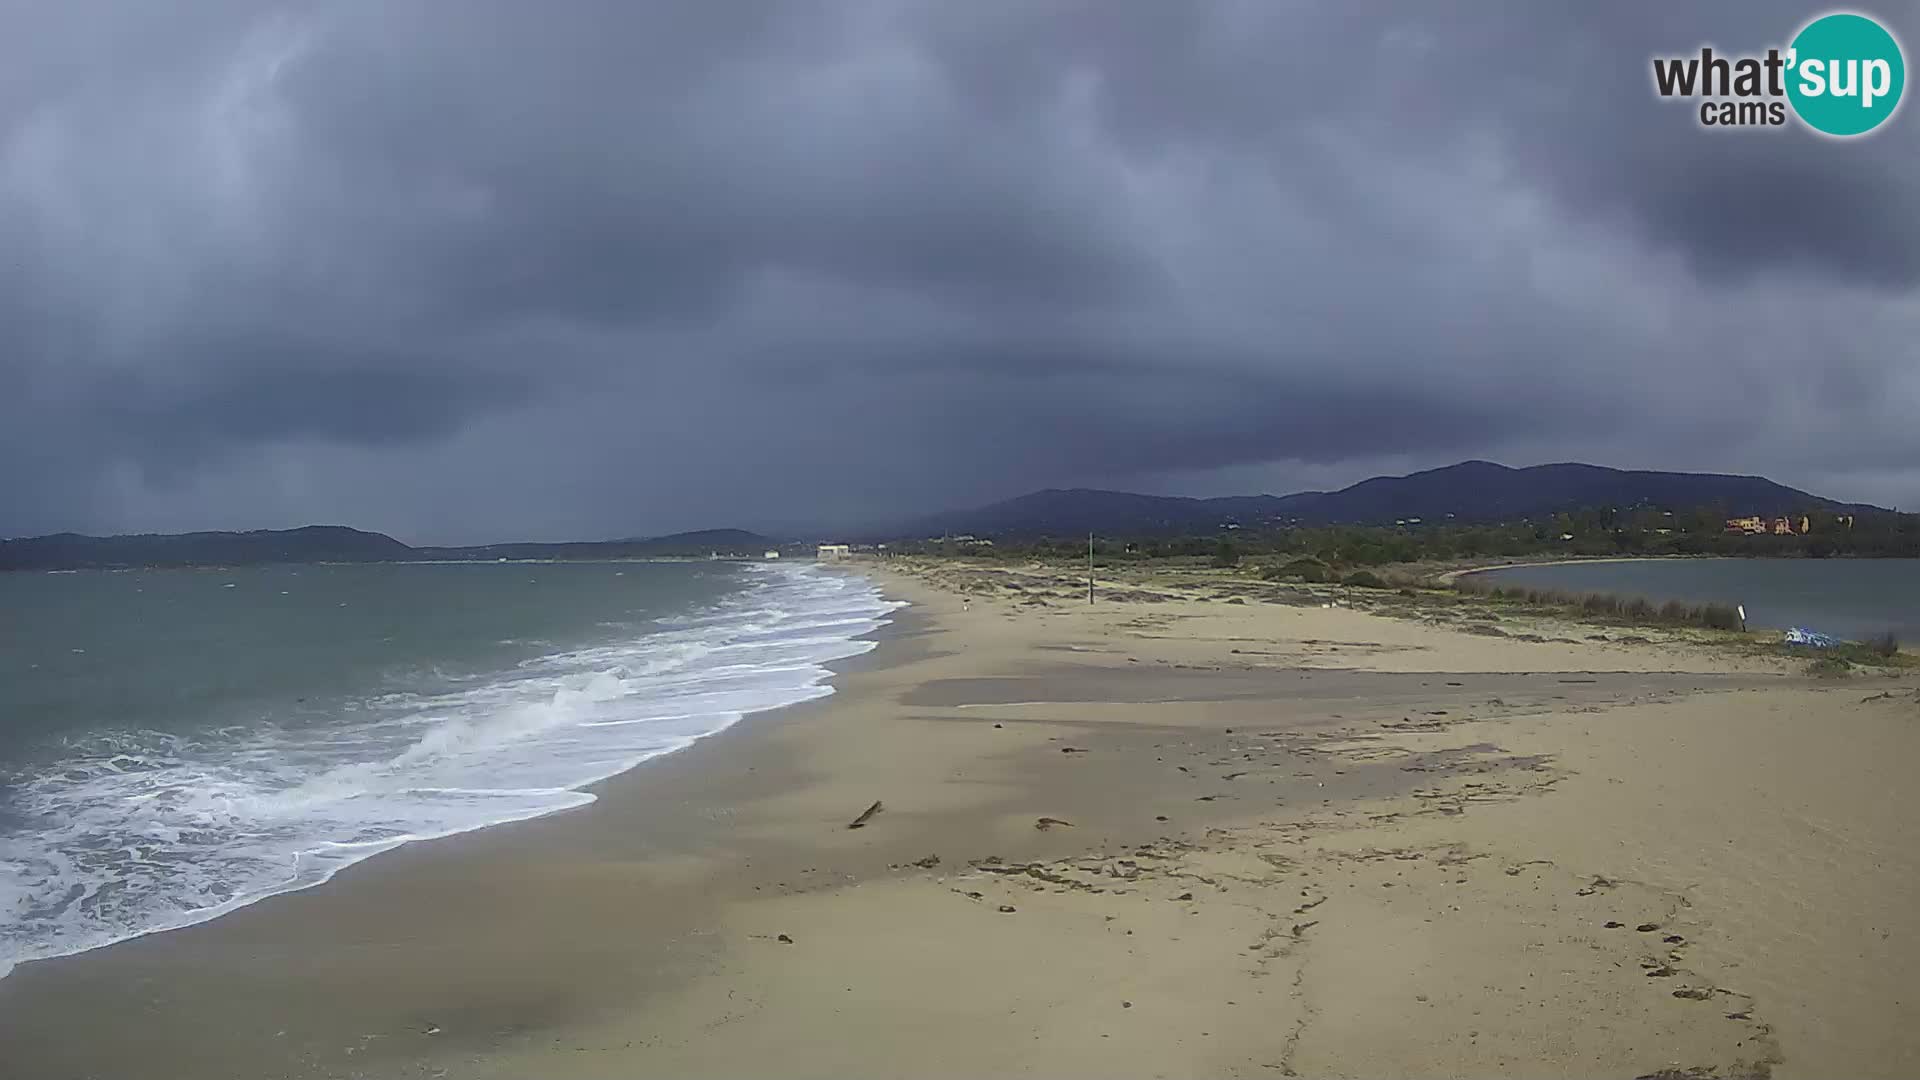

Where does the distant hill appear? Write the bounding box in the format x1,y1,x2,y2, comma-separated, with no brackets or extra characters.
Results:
4,460,1872,569
0,526,414,572
1295,461,1871,524
898,461,1876,538
1,526,779,572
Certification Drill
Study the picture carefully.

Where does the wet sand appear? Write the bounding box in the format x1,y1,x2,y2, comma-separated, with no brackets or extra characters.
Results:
2,562,1917,1078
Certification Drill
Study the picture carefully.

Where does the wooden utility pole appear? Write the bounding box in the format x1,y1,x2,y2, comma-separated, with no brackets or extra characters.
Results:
1087,532,1094,604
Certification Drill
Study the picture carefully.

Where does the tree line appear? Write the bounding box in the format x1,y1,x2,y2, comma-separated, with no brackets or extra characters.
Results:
895,505,1920,566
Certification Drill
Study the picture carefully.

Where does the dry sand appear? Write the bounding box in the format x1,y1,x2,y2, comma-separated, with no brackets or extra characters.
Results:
3,560,1917,1079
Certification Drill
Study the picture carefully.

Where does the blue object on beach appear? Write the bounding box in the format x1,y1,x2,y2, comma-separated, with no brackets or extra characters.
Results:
1784,627,1842,648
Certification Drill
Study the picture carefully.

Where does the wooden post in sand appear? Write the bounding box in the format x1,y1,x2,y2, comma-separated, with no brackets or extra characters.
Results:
1087,532,1094,605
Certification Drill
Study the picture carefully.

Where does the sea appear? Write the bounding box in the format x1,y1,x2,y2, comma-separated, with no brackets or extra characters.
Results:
1473,557,1920,642
0,560,899,978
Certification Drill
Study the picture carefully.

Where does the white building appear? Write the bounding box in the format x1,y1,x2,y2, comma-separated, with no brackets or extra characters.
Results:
764,550,781,560
817,544,851,561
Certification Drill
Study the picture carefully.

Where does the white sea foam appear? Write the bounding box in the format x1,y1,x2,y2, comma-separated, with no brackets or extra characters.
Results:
0,564,900,977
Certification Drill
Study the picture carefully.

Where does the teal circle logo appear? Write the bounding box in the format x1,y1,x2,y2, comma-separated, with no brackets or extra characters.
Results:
1787,12,1905,136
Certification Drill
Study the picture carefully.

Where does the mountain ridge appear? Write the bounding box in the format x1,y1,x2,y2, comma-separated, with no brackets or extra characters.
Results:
2,461,1888,569
0,526,780,572
893,460,1880,538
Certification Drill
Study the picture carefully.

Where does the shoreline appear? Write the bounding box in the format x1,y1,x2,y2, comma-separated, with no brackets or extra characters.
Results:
1435,554,1691,584
4,561,1917,1077
1440,551,1920,585
0,574,934,1076
0,561,898,984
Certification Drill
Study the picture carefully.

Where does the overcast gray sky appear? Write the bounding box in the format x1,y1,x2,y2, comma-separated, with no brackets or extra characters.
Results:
4,1,1917,542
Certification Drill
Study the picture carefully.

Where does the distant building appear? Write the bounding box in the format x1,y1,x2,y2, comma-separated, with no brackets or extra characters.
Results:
1798,515,1811,534
1771,517,1794,535
1724,516,1767,534
764,550,781,560
816,544,851,561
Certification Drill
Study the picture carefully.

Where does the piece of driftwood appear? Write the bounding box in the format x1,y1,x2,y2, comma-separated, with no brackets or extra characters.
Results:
846,800,884,829
1034,817,1074,830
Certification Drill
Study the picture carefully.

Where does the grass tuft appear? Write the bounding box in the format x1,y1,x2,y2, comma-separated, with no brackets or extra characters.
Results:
1453,577,1741,632
1806,656,1853,678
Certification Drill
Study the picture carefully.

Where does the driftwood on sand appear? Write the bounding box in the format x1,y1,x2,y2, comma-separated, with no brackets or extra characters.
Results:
846,800,884,829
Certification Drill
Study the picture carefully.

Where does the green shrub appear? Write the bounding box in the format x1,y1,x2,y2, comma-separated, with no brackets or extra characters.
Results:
1211,540,1241,569
1342,570,1388,589
1698,604,1742,631
1807,656,1852,678
1866,631,1901,658
1262,557,1329,583
1453,578,1741,632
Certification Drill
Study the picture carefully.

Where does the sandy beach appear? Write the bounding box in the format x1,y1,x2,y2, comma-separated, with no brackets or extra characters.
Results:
3,560,1917,1079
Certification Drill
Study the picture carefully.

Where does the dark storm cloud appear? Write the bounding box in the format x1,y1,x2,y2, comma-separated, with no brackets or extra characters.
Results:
1,0,1917,541
1470,3,1920,290
105,366,534,452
